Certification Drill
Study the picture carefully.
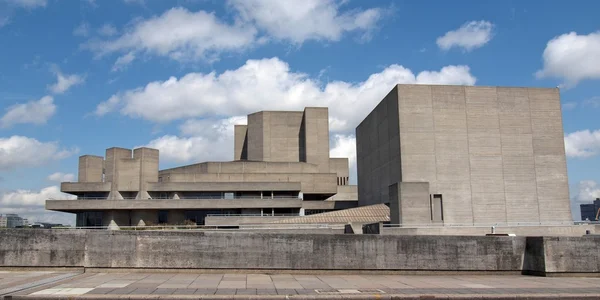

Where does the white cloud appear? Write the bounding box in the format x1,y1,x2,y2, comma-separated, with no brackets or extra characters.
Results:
573,180,600,202
0,186,76,226
111,52,135,72
436,20,494,51
230,0,383,44
144,116,246,163
536,31,600,87
1,95,55,128
47,67,85,94
47,172,75,182
73,22,90,37
85,7,257,62
0,136,78,170
564,129,600,158
97,23,117,36
330,134,357,184
96,57,476,133
5,0,47,9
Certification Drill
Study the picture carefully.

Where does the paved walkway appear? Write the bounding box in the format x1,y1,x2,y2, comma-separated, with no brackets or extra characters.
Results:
2,271,600,299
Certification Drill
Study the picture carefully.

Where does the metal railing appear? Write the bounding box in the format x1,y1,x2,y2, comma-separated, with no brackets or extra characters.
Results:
51,223,344,231
72,196,302,200
382,221,591,228
205,213,300,217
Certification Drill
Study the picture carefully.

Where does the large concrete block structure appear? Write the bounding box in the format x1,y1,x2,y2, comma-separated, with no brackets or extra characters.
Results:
47,107,357,227
356,84,572,225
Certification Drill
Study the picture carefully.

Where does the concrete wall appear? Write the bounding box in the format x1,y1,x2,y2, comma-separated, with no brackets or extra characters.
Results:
326,185,358,201
162,173,337,194
234,125,248,160
356,84,572,224
0,230,525,271
389,182,431,225
356,86,401,206
382,224,599,236
329,158,349,185
3,230,599,275
302,107,330,173
78,155,103,183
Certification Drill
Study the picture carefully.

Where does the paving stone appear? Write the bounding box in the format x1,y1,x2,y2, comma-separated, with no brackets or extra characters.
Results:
236,288,257,295
172,288,197,295
215,288,236,295
276,288,298,295
151,288,175,295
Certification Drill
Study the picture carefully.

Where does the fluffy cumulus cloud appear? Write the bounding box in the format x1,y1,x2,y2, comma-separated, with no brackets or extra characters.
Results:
330,134,357,183
84,2,384,64
112,58,475,176
0,96,55,128
0,186,76,226
0,136,78,170
573,180,600,202
47,67,85,94
230,0,383,43
85,7,258,62
144,116,246,163
564,129,600,158
96,57,476,132
47,172,75,182
536,31,600,87
436,20,494,51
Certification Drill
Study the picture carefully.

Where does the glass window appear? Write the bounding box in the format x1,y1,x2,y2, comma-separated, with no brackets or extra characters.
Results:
158,210,168,224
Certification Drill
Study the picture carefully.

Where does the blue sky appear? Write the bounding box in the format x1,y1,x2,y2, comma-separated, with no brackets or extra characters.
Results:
0,0,599,225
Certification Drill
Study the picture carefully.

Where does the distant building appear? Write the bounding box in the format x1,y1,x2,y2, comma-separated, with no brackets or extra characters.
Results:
3,214,26,228
46,107,358,228
580,198,600,221
356,85,572,225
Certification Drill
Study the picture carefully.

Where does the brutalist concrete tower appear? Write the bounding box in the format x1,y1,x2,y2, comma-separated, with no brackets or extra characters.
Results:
356,84,572,225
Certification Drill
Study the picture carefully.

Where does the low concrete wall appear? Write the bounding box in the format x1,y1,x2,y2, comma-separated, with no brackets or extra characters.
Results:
1,230,599,275
2,229,524,271
382,225,598,237
524,236,600,274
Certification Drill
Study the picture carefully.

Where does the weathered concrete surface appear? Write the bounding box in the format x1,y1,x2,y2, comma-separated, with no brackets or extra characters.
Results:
382,224,599,236
1,229,524,271
0,230,86,267
3,230,598,275
356,85,572,225
531,236,600,274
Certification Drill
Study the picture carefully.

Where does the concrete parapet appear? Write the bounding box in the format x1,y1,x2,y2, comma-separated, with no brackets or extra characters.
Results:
3,229,598,275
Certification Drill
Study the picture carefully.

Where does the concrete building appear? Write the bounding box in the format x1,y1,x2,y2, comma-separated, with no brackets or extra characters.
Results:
46,107,357,227
1,214,27,228
356,84,572,225
580,198,600,221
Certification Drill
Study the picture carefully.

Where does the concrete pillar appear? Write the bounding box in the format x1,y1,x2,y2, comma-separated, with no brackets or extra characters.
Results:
302,107,330,173
234,125,248,160
78,155,104,183
133,147,159,200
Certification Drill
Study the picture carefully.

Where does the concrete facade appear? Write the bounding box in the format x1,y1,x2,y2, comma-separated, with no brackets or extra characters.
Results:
3,229,600,275
47,107,358,227
357,84,572,225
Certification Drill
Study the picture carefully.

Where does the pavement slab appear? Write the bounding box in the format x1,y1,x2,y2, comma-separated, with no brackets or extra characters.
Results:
2,271,600,299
